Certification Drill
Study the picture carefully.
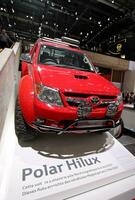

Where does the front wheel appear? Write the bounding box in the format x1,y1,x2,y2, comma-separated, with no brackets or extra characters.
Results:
109,119,124,139
15,100,38,141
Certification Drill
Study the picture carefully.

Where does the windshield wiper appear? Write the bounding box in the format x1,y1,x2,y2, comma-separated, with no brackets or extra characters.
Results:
58,65,94,72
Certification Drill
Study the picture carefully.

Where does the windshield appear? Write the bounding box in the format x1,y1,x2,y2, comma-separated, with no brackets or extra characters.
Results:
38,45,95,72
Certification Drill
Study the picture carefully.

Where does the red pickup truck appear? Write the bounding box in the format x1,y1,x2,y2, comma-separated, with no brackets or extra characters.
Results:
16,37,123,140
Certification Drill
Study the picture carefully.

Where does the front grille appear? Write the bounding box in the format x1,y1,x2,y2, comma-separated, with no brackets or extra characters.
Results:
97,95,116,99
64,92,116,108
98,100,115,108
66,98,86,107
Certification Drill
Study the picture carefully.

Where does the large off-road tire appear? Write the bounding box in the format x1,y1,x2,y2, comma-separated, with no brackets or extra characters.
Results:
15,100,38,141
109,119,124,139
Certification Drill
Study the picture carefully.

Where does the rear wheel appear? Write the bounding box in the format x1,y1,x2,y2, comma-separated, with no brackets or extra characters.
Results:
15,100,38,141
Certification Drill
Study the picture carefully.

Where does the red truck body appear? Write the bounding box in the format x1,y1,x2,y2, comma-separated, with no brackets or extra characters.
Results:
18,37,123,137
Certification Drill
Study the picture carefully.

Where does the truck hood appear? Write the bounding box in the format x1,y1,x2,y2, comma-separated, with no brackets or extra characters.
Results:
35,65,120,96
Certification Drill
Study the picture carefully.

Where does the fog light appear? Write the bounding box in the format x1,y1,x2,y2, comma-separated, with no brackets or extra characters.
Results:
106,103,118,116
77,102,92,118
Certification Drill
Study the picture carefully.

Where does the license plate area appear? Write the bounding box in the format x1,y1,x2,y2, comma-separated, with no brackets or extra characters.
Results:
74,119,114,128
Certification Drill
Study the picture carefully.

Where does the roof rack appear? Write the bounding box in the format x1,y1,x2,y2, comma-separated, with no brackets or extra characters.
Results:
41,37,80,49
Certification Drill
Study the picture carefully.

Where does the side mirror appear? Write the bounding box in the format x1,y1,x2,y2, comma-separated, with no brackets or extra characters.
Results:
20,53,32,63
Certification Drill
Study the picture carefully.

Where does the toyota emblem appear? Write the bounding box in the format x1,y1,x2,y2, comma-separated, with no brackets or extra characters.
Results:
90,96,100,106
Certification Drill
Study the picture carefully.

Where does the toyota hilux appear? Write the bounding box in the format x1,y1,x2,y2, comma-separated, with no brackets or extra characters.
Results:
16,37,123,139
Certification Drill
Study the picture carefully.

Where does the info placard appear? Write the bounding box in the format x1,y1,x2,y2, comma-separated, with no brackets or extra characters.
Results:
4,133,135,200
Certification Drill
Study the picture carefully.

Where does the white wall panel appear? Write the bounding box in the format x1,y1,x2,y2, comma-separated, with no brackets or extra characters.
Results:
0,43,20,140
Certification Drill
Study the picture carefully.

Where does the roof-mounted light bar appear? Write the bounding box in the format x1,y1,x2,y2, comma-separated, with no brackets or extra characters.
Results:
61,36,80,46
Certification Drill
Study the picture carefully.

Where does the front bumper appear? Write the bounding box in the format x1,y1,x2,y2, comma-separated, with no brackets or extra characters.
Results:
34,98,123,122
32,118,121,135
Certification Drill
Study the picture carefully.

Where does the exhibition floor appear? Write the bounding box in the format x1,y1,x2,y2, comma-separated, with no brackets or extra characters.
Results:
119,134,135,156
121,107,135,155
122,107,135,133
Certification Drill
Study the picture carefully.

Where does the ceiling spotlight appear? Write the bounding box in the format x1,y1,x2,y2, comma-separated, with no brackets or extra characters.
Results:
12,8,15,13
56,24,59,27
86,33,89,36
4,8,6,12
98,21,101,25
89,17,92,20
112,0,114,3
51,2,55,6
30,16,33,19
76,17,79,20
75,12,77,15
42,14,44,19
8,24,12,27
45,21,48,24
80,32,83,35
10,0,13,4
65,28,68,31
68,0,71,2
61,6,63,10
26,15,29,18
107,17,110,21
0,7,3,10
90,30,93,34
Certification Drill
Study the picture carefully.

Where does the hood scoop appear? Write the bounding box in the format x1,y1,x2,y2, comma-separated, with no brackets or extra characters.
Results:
74,75,88,80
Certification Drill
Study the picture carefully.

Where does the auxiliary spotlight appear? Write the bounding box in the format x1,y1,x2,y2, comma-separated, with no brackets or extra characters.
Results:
106,103,118,117
77,102,92,119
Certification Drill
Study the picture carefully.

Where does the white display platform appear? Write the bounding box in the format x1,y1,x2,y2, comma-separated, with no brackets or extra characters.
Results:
3,131,135,200
68,174,135,200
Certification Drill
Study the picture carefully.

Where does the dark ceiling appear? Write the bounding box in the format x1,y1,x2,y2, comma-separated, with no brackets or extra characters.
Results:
1,0,135,52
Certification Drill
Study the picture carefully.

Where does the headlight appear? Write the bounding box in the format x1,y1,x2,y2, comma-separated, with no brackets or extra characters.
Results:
116,93,123,105
35,84,63,106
